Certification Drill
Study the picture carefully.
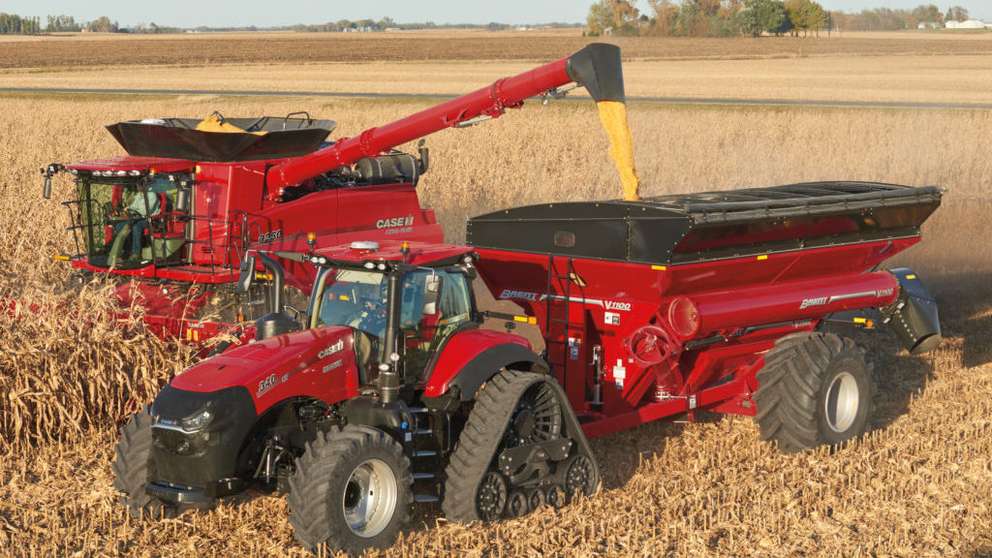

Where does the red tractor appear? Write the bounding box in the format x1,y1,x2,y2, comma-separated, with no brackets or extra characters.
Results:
114,181,941,553
42,44,626,344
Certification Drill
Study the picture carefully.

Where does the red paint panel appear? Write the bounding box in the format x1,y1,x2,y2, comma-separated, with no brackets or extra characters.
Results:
422,329,531,398
171,326,360,414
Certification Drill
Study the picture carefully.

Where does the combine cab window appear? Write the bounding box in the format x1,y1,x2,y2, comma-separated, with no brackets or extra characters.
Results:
74,177,183,269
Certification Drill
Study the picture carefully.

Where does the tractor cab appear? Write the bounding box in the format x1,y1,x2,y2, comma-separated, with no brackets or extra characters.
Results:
246,240,479,389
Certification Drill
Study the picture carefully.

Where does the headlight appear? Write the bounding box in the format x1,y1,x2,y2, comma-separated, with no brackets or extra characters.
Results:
181,407,215,432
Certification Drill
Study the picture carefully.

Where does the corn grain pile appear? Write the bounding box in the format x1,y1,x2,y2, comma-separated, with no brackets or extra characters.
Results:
0,95,990,556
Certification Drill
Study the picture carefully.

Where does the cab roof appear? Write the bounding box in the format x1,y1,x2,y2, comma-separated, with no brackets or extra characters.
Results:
313,240,473,268
66,156,194,174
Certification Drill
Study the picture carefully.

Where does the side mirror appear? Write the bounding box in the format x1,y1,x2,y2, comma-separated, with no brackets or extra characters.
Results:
41,163,61,200
283,304,305,322
237,255,256,293
422,274,442,315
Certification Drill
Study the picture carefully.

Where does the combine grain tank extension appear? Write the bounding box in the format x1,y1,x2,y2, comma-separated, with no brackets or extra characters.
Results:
107,113,336,162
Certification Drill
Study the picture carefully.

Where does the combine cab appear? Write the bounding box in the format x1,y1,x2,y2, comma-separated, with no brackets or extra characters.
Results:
113,181,942,554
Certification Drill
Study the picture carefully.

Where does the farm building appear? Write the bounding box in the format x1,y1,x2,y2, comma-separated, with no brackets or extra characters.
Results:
945,19,991,29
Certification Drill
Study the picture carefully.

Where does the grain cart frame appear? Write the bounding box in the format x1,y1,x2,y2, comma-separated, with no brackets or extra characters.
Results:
114,182,941,554
42,43,626,345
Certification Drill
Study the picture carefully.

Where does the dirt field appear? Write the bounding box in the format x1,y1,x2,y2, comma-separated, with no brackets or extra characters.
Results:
1,31,991,556
2,29,992,70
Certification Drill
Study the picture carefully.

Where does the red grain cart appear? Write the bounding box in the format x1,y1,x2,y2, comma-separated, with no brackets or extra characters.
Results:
113,182,940,554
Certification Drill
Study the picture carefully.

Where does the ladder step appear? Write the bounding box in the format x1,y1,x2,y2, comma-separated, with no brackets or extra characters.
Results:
414,494,439,504
413,450,437,458
413,472,436,481
414,429,433,436
408,407,428,414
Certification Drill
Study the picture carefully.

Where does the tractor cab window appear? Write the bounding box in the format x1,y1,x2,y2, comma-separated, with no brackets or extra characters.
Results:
316,269,390,338
313,266,475,382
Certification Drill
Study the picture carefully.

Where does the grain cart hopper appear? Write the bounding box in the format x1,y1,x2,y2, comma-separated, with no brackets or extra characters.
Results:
468,181,942,440
42,43,629,346
114,182,941,554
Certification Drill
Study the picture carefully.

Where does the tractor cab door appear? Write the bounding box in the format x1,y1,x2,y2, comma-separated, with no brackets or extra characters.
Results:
400,269,475,382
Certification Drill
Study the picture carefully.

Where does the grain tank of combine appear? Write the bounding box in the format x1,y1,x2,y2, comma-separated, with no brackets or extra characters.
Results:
40,44,631,344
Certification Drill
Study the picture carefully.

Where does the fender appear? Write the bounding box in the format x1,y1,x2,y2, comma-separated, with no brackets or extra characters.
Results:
422,329,541,401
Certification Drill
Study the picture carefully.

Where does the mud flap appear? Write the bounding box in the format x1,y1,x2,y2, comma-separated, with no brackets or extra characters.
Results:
886,268,942,355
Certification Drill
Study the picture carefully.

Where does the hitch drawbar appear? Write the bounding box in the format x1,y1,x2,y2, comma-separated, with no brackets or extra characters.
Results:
886,268,942,355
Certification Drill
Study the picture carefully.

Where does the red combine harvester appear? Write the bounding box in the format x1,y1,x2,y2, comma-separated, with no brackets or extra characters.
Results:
43,44,625,344
114,179,941,551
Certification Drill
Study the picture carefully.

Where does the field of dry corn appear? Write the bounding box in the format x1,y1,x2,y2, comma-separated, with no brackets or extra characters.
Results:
2,35,992,556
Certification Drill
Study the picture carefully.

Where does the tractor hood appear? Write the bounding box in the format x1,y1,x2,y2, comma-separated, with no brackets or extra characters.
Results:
170,325,359,412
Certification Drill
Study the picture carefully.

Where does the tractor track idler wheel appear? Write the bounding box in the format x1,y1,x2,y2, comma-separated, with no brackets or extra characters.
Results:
563,454,596,498
528,488,545,511
545,485,567,509
476,472,509,521
507,490,529,518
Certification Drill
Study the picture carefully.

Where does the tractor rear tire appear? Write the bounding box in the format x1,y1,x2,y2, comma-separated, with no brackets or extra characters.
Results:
754,332,874,452
287,425,412,554
112,406,175,519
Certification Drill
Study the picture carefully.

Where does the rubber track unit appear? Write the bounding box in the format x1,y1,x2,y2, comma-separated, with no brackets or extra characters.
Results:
112,405,172,518
287,424,413,553
754,332,873,453
442,369,599,522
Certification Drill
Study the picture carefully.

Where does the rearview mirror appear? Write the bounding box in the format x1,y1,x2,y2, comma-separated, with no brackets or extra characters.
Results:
422,274,442,315
237,255,256,293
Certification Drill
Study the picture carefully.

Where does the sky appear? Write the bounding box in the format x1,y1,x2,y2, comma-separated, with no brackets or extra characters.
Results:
2,0,988,28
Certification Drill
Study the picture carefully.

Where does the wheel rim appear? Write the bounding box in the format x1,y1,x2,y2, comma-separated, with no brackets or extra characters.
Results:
505,383,562,448
507,491,528,517
565,455,595,496
476,472,508,521
342,458,397,538
824,371,860,433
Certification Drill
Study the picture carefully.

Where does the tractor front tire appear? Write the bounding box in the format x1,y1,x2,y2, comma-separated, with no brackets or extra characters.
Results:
754,332,874,452
287,425,412,554
112,406,174,518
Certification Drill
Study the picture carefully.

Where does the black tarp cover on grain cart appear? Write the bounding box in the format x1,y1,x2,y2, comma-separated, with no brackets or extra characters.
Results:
107,114,336,162
467,182,942,265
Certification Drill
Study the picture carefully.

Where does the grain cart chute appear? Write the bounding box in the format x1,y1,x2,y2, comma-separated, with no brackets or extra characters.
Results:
42,43,632,346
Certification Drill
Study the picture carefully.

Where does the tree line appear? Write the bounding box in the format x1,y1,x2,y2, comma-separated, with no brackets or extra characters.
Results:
586,1,975,37
1,13,120,34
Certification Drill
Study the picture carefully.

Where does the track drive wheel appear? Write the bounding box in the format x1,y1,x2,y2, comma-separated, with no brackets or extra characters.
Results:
287,425,413,554
754,332,874,452
443,369,598,523
112,406,175,519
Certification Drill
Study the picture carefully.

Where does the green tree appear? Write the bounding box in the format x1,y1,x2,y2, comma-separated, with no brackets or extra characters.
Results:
945,6,969,22
87,16,118,33
739,0,786,37
912,4,943,24
586,0,640,35
785,0,826,36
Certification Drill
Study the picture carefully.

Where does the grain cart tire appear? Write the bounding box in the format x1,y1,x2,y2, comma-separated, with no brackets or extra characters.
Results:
112,406,175,519
443,369,599,523
287,425,413,554
755,333,874,452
